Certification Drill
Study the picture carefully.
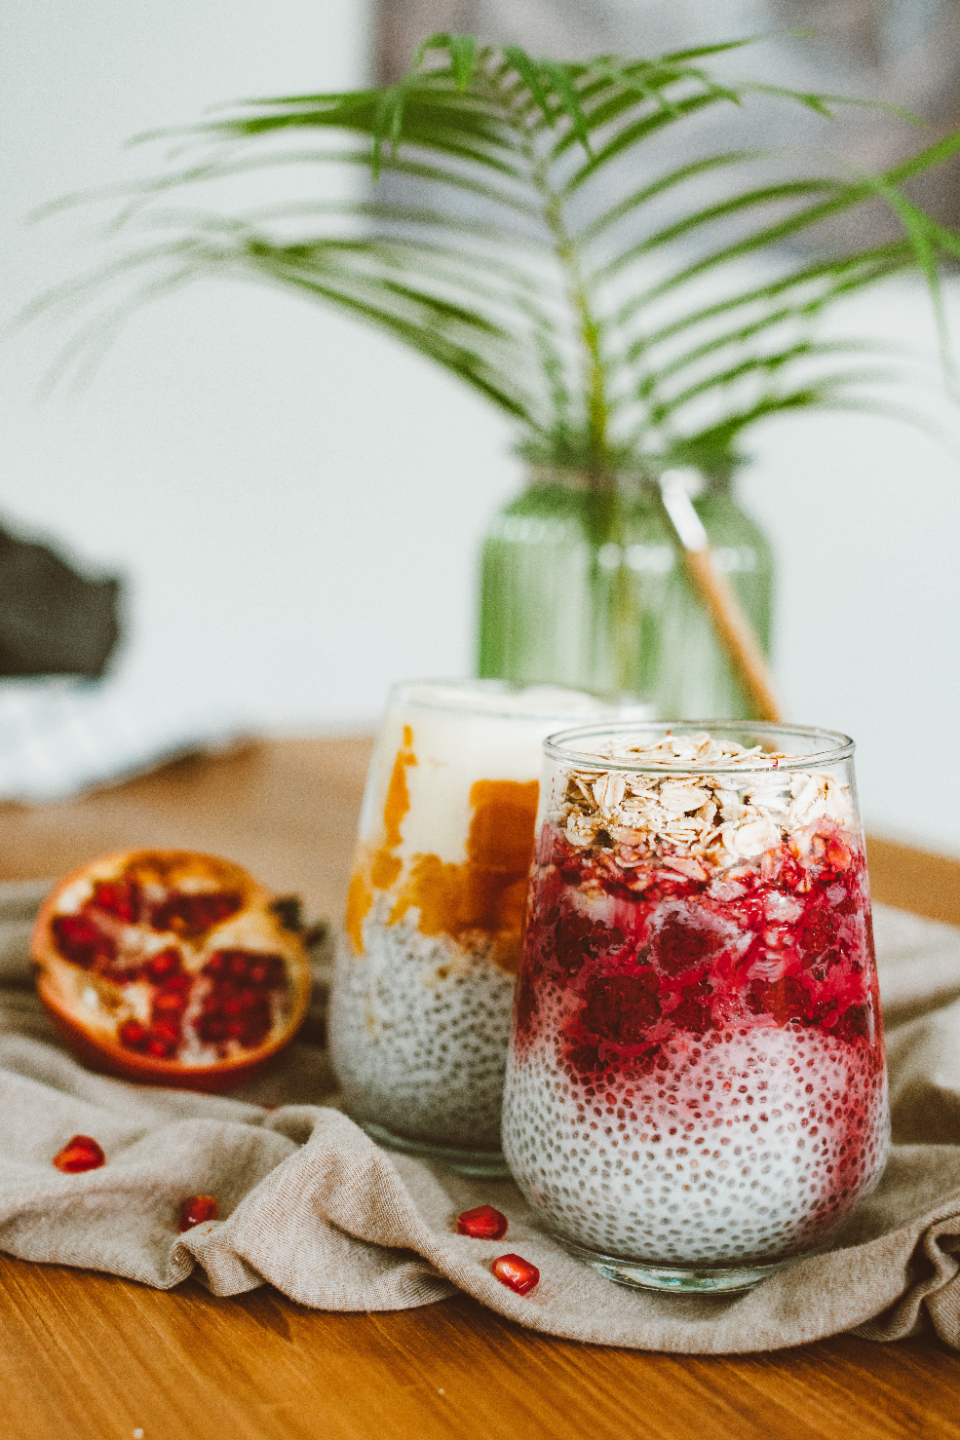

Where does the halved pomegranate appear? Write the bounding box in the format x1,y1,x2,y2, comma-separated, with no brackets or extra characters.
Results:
32,849,312,1092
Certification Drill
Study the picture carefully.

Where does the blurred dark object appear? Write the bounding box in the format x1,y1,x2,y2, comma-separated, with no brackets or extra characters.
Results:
0,526,121,678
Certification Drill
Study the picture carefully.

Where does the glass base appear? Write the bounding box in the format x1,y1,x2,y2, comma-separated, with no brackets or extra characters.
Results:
360,1121,512,1177
563,1238,788,1294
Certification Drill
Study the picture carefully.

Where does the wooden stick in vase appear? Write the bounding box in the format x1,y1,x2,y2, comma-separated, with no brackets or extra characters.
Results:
659,474,783,724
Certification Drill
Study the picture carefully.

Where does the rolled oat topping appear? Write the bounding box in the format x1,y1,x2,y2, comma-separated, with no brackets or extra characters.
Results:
554,731,852,865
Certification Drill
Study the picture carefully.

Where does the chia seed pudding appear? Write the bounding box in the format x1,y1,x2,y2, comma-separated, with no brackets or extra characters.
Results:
502,724,889,1284
329,681,633,1169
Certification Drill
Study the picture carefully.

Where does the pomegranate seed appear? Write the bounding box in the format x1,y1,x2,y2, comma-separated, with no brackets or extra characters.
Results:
457,1205,508,1240
492,1254,539,1295
119,1019,148,1049
153,990,187,1015
178,1195,219,1232
53,1136,106,1173
91,880,141,923
52,913,115,968
153,891,242,936
147,948,181,981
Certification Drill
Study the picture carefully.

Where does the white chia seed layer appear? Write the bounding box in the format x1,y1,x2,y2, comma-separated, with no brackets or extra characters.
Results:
329,901,515,1150
502,1010,889,1265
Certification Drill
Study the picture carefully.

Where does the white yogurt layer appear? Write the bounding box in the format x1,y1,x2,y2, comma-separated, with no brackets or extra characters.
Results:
359,681,639,866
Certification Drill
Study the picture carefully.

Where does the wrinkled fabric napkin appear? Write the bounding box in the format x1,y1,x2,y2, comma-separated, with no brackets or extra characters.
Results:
2,879,960,1355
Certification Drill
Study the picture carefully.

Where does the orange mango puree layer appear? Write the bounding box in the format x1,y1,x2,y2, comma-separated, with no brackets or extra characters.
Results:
344,726,416,953
343,728,538,974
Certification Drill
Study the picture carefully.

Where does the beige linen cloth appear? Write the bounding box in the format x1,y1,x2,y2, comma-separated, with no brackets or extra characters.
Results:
2,880,960,1354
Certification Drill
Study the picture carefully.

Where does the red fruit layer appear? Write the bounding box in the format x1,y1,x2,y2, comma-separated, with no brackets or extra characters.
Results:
514,820,882,1077
52,1135,106,1173
457,1205,509,1240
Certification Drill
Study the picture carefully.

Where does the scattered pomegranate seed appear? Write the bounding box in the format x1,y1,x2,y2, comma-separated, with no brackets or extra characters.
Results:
52,1136,106,1173
492,1253,540,1295
178,1195,219,1232
456,1205,508,1240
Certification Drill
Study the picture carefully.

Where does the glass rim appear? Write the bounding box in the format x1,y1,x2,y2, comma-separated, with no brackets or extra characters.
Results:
543,720,855,774
386,678,649,724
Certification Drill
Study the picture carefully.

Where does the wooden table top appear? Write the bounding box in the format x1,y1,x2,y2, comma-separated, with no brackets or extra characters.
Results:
1,737,958,1440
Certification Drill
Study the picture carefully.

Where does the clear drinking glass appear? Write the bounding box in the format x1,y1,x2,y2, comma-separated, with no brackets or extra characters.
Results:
329,680,642,1175
502,722,889,1291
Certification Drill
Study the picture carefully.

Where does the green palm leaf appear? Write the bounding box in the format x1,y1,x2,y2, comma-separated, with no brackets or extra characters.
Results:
29,31,960,473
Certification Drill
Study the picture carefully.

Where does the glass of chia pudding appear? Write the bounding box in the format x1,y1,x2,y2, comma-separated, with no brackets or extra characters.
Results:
502,722,889,1291
329,681,638,1174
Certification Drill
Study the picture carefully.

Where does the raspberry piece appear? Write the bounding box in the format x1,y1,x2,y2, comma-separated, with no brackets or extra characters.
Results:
178,1194,219,1232
581,971,661,1044
834,1002,872,1044
492,1254,539,1295
654,913,720,975
749,975,812,1026
52,1135,106,1173
457,1205,508,1240
802,907,840,966
670,998,712,1035
549,909,624,977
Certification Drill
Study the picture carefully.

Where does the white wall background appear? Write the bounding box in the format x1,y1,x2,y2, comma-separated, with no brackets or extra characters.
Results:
2,0,959,853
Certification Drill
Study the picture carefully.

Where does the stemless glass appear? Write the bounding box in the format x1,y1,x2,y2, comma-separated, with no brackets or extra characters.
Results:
329,680,641,1175
502,722,889,1291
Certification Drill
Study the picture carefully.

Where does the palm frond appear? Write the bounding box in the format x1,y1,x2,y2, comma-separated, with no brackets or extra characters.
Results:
29,31,960,473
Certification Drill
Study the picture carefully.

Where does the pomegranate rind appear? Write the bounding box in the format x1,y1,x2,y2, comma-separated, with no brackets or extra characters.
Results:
32,848,312,1093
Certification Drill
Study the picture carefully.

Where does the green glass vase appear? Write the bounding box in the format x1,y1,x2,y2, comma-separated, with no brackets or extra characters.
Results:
477,469,773,719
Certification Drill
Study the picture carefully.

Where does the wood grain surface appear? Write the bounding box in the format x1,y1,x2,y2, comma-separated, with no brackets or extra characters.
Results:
0,736,958,1440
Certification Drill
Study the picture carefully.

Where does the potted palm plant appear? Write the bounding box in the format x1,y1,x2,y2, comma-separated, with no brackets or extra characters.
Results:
36,33,960,715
